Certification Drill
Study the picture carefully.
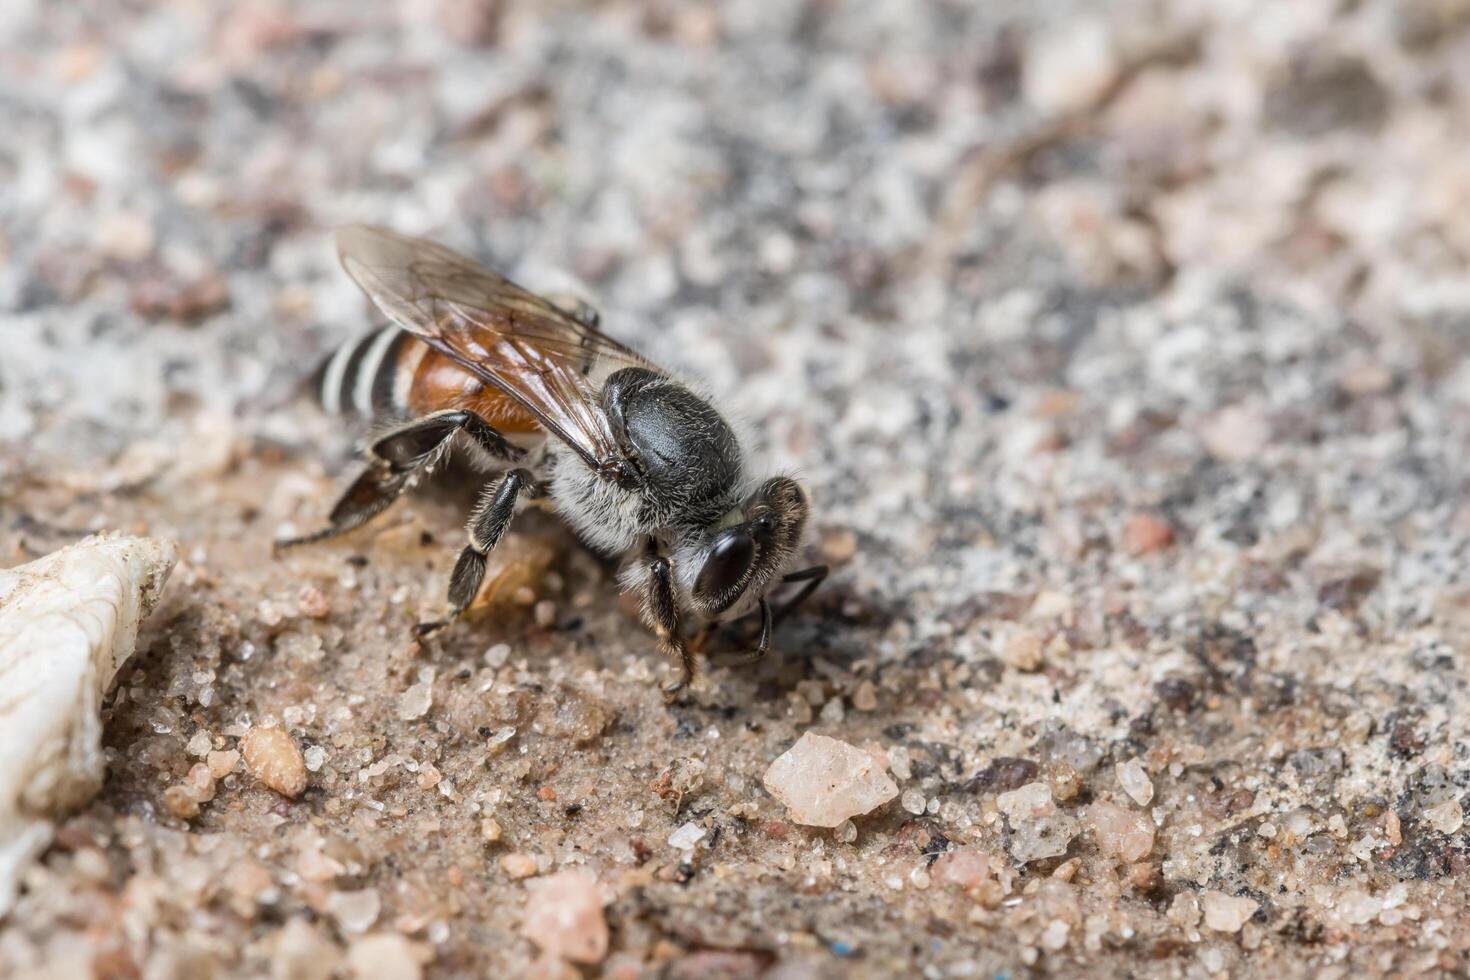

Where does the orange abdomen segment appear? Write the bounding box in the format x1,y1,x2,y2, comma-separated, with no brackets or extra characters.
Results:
406,347,543,434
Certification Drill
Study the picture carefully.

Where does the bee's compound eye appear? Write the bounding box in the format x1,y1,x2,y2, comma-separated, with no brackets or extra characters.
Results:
694,529,755,603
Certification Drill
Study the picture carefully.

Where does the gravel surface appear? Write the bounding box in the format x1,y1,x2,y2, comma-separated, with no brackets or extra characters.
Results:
4,0,1470,977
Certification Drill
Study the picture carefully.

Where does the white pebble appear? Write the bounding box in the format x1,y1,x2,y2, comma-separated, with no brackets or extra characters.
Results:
397,677,434,721
328,888,382,934
763,733,900,828
1115,758,1154,807
667,822,706,850
1423,800,1463,836
1201,890,1257,932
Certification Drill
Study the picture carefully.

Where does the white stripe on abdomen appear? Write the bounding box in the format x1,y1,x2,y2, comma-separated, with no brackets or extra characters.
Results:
353,326,400,417
318,338,355,415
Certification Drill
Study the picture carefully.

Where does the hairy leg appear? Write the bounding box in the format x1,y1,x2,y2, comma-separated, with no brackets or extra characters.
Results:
275,410,520,550
773,564,829,625
638,544,695,701
415,468,537,637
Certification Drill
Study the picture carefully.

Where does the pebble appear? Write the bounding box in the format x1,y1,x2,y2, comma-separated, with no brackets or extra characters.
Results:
851,681,879,712
1422,800,1464,835
1200,890,1257,932
1199,404,1270,462
397,672,435,721
1002,630,1045,671
1338,359,1393,397
996,782,1079,863
1115,759,1154,806
298,846,345,884
242,726,307,798
667,822,706,850
763,733,900,828
93,210,155,261
1121,513,1173,556
129,271,230,323
163,763,217,820
345,934,425,980
521,869,609,964
536,687,615,745
819,528,858,564
501,853,538,879
186,730,213,757
1168,891,1201,930
297,586,331,619
901,790,927,816
1336,889,1381,925
162,786,202,820
931,848,989,890
270,919,342,980
328,888,382,934
1086,801,1154,862
819,698,845,724
1040,920,1070,951
1022,18,1117,114
207,749,240,778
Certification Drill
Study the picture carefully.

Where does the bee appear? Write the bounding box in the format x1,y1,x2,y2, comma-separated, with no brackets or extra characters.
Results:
278,226,827,698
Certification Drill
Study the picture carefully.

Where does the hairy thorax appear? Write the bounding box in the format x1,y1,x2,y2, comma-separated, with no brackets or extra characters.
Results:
547,445,651,556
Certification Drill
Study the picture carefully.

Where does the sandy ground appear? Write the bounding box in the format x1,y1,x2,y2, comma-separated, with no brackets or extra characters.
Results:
4,0,1470,977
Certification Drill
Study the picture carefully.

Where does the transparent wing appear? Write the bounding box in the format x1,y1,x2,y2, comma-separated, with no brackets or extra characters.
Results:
335,224,650,471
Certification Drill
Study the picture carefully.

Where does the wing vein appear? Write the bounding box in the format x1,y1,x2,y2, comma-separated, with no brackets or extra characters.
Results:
334,225,648,476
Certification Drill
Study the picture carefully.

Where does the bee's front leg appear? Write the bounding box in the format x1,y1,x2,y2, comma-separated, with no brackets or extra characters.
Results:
773,564,828,626
638,548,694,701
736,597,773,664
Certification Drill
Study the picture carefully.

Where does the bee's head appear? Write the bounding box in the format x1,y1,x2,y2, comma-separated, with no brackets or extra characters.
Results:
681,476,809,619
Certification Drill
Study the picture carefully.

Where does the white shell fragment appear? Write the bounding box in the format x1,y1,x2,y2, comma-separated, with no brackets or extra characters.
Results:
0,533,178,917
763,732,899,828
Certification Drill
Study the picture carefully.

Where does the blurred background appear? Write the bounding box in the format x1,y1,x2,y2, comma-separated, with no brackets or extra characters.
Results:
6,0,1470,464
4,0,1470,977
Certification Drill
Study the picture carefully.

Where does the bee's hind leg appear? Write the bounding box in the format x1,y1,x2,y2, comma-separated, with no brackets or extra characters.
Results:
414,468,537,638
274,464,412,550
274,410,521,552
367,409,523,471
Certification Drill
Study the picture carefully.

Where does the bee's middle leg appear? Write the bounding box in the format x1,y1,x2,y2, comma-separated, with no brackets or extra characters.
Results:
415,468,536,637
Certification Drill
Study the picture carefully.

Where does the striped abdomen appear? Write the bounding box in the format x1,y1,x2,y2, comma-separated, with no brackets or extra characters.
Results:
313,327,543,435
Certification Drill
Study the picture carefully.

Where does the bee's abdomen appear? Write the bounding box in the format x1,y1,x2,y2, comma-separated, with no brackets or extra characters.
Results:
314,326,412,419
